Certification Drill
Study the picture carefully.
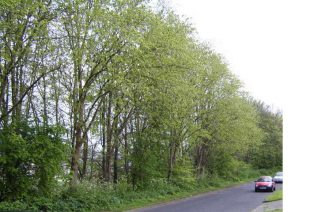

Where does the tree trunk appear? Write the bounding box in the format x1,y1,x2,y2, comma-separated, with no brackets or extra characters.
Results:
113,110,119,184
81,132,88,179
42,75,48,126
70,100,84,187
167,130,178,181
70,62,84,187
101,98,107,179
70,119,83,187
195,141,208,178
124,124,129,178
0,74,9,126
104,92,113,182
113,137,119,184
89,143,96,180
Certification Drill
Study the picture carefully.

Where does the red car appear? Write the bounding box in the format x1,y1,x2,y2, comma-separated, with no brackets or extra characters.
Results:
254,176,276,192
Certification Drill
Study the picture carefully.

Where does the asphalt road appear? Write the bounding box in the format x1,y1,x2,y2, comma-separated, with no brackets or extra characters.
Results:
128,182,283,212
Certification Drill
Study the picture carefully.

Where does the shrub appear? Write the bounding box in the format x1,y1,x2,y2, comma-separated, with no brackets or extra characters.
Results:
0,121,68,201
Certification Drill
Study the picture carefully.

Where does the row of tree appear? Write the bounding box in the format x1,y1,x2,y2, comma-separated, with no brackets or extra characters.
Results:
0,0,282,201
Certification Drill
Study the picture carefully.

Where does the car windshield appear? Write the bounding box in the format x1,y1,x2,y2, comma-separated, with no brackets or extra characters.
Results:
256,177,272,182
275,172,283,176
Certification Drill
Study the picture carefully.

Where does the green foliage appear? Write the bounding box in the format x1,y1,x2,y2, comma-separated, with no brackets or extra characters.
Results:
0,166,264,211
0,121,68,201
0,200,29,211
171,157,196,189
130,129,167,188
251,101,283,169
0,0,283,210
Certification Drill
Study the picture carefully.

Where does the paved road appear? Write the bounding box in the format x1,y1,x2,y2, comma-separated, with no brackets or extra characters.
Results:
128,182,283,212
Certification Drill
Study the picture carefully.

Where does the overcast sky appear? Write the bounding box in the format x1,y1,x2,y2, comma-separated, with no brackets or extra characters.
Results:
167,0,307,112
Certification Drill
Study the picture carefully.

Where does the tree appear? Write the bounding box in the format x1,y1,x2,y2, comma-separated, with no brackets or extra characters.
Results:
0,0,58,126
251,100,283,169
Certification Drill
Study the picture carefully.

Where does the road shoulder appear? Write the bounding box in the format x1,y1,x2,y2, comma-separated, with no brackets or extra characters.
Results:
251,200,283,212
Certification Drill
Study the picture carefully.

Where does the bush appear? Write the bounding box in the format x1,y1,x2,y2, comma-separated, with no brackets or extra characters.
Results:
0,121,68,201
0,200,29,211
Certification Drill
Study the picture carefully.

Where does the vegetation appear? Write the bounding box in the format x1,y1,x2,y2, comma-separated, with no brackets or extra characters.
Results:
0,0,283,211
265,189,283,202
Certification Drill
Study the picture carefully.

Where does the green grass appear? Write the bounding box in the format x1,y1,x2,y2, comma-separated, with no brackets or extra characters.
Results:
265,209,282,212
265,189,283,202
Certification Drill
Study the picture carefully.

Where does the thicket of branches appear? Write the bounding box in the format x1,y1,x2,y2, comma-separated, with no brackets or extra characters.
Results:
0,0,282,203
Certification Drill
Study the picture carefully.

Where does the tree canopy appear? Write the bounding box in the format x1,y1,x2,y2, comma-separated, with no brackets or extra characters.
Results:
0,0,282,209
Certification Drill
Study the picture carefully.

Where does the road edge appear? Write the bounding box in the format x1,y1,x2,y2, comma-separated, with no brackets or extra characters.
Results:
251,200,283,212
125,180,255,212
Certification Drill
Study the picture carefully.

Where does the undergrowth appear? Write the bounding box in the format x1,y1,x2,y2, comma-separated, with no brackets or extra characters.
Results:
0,168,279,211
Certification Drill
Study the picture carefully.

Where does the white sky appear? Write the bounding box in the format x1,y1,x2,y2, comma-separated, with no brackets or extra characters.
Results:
168,0,303,112
169,0,318,211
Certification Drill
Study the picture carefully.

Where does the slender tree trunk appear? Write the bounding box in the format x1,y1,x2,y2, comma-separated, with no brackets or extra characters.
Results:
11,66,17,122
113,110,119,184
42,75,48,126
113,137,119,184
101,98,107,179
17,65,23,120
82,131,88,178
196,145,204,177
0,74,8,115
167,130,178,181
89,143,96,180
0,74,9,126
53,72,60,125
124,124,129,178
195,141,208,178
167,142,173,181
105,92,113,182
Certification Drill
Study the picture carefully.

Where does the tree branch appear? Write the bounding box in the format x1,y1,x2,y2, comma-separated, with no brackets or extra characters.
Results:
0,65,60,122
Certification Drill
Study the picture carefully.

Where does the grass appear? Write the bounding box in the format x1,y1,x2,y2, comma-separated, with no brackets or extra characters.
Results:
265,189,283,202
265,209,282,212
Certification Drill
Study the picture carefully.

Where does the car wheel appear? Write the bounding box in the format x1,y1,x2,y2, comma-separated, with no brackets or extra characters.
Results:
255,188,258,192
270,186,274,192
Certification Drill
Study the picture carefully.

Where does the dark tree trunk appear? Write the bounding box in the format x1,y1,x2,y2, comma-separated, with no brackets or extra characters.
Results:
101,98,107,179
105,92,113,182
167,130,178,181
70,70,85,187
124,124,129,177
81,132,88,178
113,137,119,184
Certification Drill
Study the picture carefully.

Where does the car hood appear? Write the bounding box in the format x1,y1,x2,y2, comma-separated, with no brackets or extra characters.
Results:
256,182,272,186
274,176,283,179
